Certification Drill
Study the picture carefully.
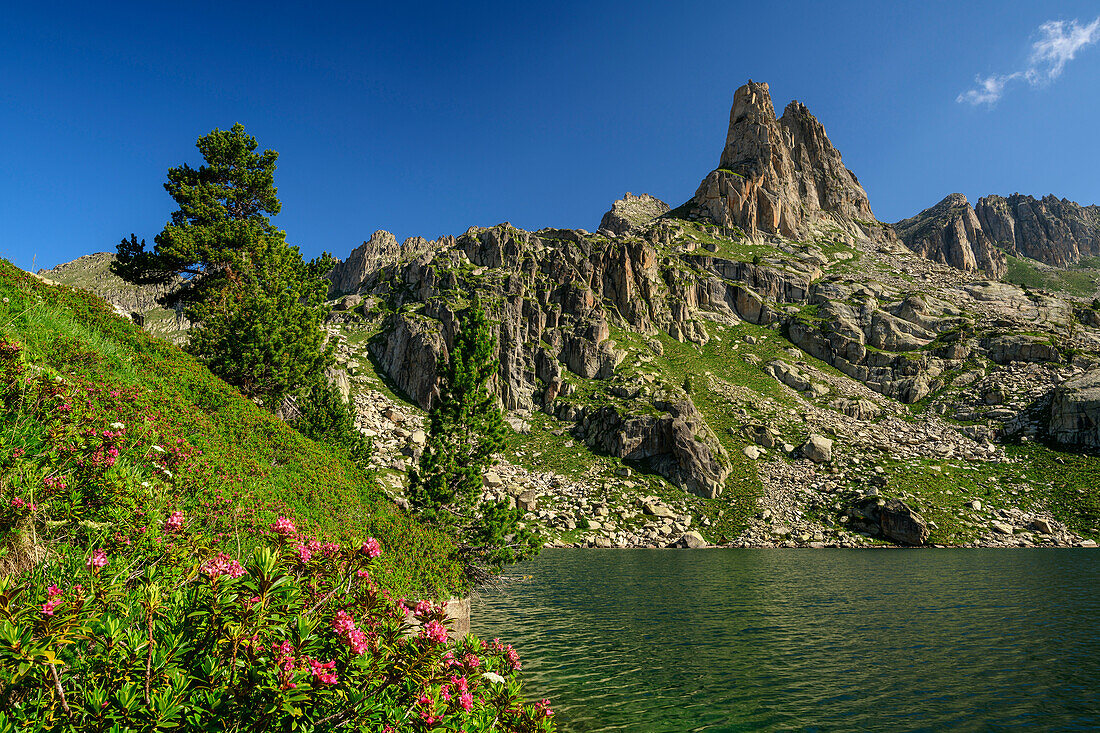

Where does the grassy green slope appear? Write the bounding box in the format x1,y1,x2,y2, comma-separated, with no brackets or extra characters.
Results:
0,260,461,596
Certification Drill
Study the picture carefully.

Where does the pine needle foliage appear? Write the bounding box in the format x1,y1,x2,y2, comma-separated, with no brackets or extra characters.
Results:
409,302,540,578
112,124,333,407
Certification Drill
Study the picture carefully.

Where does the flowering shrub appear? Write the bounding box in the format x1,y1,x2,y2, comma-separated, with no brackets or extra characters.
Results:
0,321,461,596
0,266,556,729
0,524,555,731
0,266,465,596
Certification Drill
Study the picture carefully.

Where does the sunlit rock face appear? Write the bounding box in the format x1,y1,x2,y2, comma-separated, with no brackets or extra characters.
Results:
691,80,880,242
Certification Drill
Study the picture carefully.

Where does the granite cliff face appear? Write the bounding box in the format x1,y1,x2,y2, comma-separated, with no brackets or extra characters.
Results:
893,194,1007,277
975,194,1100,267
898,192,1100,272
352,222,740,498
321,80,1100,504
688,81,881,242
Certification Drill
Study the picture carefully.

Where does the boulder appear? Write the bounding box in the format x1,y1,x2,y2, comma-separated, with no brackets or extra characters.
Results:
516,490,538,513
1048,369,1100,449
990,521,1014,535
744,423,779,448
879,499,930,545
1030,518,1054,534
333,294,362,312
671,531,707,549
828,397,881,421
642,502,676,519
801,434,833,463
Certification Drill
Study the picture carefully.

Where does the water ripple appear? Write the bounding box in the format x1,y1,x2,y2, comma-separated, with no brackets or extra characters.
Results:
472,549,1100,732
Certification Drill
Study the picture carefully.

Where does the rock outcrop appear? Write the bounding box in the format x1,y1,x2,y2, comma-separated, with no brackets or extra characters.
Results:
879,499,930,546
893,194,1007,277
1049,369,1100,448
598,193,670,235
689,81,882,241
896,192,1100,272
976,194,1100,267
326,231,438,295
555,398,730,499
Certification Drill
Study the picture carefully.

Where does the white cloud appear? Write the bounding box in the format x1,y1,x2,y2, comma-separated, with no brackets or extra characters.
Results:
956,72,1020,105
958,17,1100,106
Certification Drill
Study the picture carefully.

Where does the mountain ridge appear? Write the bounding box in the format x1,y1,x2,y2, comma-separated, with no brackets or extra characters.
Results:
35,80,1100,550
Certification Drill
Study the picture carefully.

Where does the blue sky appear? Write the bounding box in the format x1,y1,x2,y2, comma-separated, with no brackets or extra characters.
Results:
4,0,1100,272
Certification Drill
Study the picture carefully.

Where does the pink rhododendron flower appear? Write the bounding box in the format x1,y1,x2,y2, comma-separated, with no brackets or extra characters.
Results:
47,585,62,598
459,691,474,711
164,511,184,531
420,620,448,644
295,544,312,563
41,599,63,616
201,552,245,580
271,516,296,536
333,610,369,654
86,549,108,571
359,537,381,558
308,658,337,684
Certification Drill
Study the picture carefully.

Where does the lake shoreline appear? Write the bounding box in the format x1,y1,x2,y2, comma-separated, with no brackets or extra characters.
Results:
543,537,1099,550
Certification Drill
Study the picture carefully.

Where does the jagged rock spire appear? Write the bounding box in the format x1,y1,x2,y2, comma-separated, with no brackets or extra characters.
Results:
691,80,879,241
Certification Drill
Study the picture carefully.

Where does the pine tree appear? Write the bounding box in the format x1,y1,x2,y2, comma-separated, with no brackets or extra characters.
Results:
113,124,333,406
409,301,540,577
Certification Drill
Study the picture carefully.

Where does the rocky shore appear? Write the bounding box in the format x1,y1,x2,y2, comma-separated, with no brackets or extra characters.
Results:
351,382,1096,551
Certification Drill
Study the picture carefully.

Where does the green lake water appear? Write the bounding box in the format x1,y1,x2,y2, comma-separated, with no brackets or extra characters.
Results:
471,549,1100,732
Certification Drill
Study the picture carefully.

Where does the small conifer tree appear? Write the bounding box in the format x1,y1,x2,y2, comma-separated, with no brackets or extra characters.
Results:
409,301,540,578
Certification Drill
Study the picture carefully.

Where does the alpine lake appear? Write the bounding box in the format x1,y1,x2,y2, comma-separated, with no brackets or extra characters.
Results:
472,548,1100,732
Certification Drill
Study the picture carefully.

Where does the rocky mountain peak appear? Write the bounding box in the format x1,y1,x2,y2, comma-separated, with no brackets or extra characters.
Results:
326,230,441,296
893,194,1007,278
975,193,1100,267
598,193,670,235
717,81,781,175
691,80,879,241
